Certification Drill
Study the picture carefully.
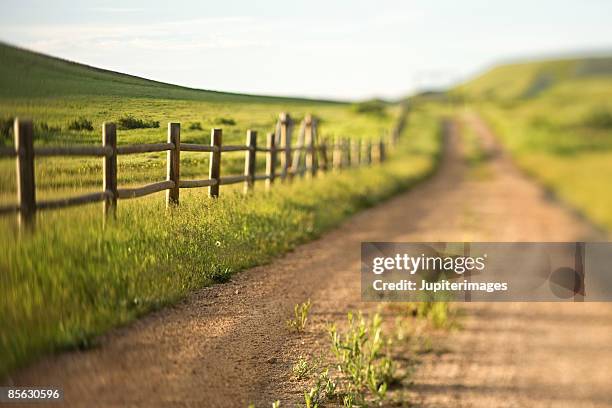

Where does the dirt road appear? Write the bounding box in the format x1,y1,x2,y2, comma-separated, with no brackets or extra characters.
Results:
8,115,612,407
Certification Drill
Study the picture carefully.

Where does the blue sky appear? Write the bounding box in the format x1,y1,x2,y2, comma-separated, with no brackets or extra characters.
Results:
1,0,611,100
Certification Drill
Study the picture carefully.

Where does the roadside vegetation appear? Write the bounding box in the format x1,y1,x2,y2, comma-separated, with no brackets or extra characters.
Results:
0,93,442,378
252,298,458,408
454,55,612,230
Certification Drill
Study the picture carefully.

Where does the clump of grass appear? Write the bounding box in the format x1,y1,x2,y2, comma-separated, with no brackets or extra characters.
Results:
292,356,319,379
303,369,336,408
188,122,203,130
328,312,399,405
0,116,14,143
582,107,612,129
209,265,232,283
215,117,236,126
351,99,388,117
36,122,61,133
287,299,312,332
405,301,458,329
117,115,159,130
67,117,94,131
1,118,61,144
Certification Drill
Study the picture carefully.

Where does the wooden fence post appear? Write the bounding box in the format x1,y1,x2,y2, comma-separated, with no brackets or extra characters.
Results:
244,130,257,194
319,138,329,172
305,115,315,177
379,137,386,163
365,141,372,165
351,139,361,167
343,138,350,168
332,137,342,171
166,122,180,207
292,119,305,177
265,132,276,190
103,122,117,219
209,128,222,198
311,118,320,175
15,118,36,230
279,113,292,181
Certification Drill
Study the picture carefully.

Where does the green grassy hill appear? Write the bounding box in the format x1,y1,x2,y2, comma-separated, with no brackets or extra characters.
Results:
455,54,612,231
0,42,398,203
454,55,612,101
0,41,389,148
0,41,338,103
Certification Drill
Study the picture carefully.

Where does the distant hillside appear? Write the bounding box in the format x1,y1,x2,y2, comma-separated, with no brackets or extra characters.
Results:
454,55,612,101
0,42,340,104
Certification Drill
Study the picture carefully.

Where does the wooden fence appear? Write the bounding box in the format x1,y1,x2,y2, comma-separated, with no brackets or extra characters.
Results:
0,112,403,231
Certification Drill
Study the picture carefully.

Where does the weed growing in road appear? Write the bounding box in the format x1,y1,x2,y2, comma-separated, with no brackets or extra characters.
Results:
328,312,400,406
292,356,319,380
287,300,312,333
303,369,337,408
266,307,452,407
407,301,459,329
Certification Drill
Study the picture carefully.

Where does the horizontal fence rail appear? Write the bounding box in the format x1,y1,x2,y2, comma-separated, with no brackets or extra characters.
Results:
0,110,406,232
117,143,175,155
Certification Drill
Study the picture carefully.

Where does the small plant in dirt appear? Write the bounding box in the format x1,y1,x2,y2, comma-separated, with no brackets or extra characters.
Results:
215,117,236,126
303,369,336,408
328,312,399,405
292,356,319,379
117,115,159,130
188,122,203,130
287,299,312,332
68,117,94,131
406,301,458,329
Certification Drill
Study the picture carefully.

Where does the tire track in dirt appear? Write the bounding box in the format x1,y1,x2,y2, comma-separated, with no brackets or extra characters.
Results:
6,114,612,407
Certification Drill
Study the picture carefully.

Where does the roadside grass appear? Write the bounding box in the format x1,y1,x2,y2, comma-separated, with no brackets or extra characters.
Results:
454,54,612,231
477,101,612,230
0,108,442,378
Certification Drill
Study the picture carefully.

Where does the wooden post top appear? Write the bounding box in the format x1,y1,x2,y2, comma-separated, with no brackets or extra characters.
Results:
279,112,291,124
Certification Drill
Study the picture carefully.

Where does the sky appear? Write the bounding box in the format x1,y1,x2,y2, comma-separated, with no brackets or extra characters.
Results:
1,0,612,100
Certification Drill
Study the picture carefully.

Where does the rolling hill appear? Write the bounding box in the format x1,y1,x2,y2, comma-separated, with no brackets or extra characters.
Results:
0,41,339,104
0,41,394,154
454,55,612,101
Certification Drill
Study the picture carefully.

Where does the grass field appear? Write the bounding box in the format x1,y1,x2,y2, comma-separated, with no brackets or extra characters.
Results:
0,43,442,377
454,55,612,229
0,43,398,203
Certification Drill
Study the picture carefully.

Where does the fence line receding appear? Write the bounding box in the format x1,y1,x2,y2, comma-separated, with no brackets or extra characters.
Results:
0,111,405,231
